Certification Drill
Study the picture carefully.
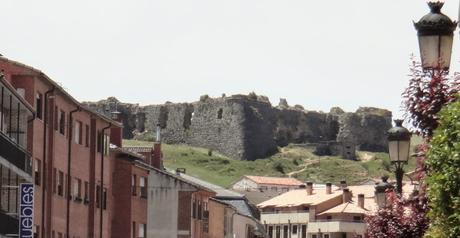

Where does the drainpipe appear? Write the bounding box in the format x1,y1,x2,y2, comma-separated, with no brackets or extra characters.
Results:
100,123,111,238
41,86,55,237
66,107,80,237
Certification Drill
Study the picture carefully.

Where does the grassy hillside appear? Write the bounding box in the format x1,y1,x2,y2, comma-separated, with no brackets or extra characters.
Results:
123,140,418,188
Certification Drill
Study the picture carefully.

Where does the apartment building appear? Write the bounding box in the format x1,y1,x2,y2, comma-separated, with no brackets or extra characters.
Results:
232,176,304,192
0,56,121,238
0,74,35,237
257,182,377,238
110,147,149,238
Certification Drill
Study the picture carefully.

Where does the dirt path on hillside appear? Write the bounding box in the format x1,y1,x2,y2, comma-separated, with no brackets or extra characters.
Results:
287,160,319,178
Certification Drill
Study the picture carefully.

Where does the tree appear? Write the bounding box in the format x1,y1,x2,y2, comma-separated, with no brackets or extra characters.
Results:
402,58,459,138
365,191,429,238
425,99,460,238
365,58,459,237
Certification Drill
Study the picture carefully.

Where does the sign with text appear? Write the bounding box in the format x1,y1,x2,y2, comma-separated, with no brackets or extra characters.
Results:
19,183,34,238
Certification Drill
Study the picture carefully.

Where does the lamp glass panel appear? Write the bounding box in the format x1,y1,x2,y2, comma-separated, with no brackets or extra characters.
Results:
375,192,386,207
440,35,454,69
389,141,410,162
418,35,440,69
398,140,410,162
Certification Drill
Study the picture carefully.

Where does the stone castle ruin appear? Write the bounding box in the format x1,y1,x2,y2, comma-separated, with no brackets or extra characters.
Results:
85,93,392,161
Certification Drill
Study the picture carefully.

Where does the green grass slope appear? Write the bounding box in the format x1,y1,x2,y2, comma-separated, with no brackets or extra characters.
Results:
123,140,417,188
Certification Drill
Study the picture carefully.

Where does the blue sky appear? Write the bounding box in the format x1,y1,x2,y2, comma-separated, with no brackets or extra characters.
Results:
2,0,460,119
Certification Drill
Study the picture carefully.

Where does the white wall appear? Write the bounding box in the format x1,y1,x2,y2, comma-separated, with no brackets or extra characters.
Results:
147,170,197,238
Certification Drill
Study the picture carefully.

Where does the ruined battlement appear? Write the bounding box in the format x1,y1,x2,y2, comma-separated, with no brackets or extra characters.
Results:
84,93,392,161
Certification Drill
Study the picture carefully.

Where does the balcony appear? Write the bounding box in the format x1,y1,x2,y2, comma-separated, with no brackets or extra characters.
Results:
260,211,310,224
0,131,32,175
307,220,366,233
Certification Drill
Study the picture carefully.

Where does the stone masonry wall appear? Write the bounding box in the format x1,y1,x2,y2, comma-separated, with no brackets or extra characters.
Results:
84,94,392,161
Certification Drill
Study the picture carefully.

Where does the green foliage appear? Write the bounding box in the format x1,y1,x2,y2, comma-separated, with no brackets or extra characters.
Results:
426,99,460,238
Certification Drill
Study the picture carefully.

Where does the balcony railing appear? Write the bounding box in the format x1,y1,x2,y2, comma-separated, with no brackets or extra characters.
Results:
0,131,32,175
307,220,366,233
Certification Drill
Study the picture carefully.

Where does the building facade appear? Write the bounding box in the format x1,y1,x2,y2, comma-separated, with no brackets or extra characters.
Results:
0,74,34,237
257,182,375,238
0,56,121,238
110,147,149,238
231,176,304,192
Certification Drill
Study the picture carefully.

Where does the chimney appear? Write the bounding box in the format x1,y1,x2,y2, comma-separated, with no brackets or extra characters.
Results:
340,180,347,190
152,123,163,169
342,188,352,203
326,182,332,194
358,194,365,209
306,182,313,195
109,110,122,147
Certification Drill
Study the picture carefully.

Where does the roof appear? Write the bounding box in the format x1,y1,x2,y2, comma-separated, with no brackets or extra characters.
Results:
178,172,243,198
110,145,146,160
245,175,304,186
124,146,153,153
237,189,283,205
0,56,121,127
213,198,258,218
258,188,341,208
318,202,368,215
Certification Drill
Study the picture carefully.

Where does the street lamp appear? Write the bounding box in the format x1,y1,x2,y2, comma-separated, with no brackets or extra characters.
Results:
387,119,411,194
374,176,394,208
414,1,457,71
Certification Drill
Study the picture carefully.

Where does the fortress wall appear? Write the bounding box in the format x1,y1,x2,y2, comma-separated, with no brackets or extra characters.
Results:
85,95,392,160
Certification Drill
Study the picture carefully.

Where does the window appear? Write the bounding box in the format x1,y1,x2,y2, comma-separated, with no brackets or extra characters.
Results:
283,225,288,238
103,188,107,210
312,235,317,238
104,134,110,155
74,121,82,144
85,124,89,147
327,215,332,220
53,168,57,194
34,159,41,186
84,181,89,204
192,199,196,219
96,185,101,208
57,170,64,196
36,93,43,120
140,177,147,198
138,223,146,238
356,235,363,238
353,216,362,221
324,235,330,238
292,225,297,234
217,108,223,119
260,186,268,191
275,226,280,238
197,201,202,220
301,225,306,238
132,222,136,238
97,131,102,153
59,110,65,135
74,178,82,200
132,175,137,196
268,226,273,238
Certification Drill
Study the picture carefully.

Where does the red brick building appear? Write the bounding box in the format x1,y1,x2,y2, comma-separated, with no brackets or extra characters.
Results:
0,56,121,238
110,147,149,238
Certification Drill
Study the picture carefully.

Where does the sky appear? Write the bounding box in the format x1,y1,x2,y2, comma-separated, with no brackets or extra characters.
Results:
2,0,460,119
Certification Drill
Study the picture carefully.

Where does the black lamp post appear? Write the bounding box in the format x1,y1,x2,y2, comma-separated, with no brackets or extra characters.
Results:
387,119,411,194
414,1,457,71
